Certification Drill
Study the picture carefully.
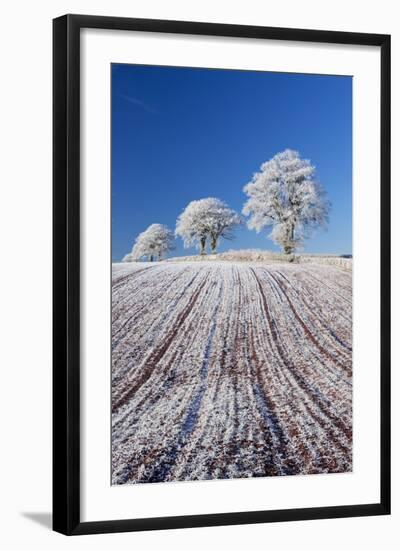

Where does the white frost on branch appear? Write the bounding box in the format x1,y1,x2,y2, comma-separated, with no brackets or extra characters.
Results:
175,198,242,254
127,223,175,262
243,149,330,254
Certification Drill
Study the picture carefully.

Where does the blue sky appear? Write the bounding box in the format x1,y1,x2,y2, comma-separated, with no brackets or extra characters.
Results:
112,64,352,261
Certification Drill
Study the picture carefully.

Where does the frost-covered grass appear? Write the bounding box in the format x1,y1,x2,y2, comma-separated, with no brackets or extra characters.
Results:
167,249,288,263
166,249,352,270
298,255,352,270
112,261,352,484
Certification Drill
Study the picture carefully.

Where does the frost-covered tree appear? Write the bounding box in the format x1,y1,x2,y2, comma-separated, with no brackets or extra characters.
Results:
128,223,175,262
131,238,149,261
243,149,330,254
122,252,135,263
207,200,242,253
175,198,242,254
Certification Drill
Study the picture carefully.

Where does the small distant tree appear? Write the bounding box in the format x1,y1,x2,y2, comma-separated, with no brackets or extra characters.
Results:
122,252,135,263
149,224,175,260
175,198,241,254
129,223,175,262
207,200,243,253
243,149,330,254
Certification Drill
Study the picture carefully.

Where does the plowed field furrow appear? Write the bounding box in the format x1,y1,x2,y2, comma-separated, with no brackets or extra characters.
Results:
112,261,352,484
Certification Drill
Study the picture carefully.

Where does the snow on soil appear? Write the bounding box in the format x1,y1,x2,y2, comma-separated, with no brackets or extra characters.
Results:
112,261,352,484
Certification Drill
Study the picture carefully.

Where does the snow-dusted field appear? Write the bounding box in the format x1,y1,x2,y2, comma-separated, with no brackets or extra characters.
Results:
112,261,352,484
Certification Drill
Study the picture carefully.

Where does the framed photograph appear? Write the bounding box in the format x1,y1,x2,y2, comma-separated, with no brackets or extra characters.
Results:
53,14,390,535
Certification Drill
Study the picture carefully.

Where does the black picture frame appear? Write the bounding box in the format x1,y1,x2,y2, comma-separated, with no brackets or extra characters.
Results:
53,14,391,535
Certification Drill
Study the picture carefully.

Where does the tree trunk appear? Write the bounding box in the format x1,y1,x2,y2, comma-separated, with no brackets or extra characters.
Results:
210,235,218,254
283,223,295,255
199,236,206,255
149,254,154,262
